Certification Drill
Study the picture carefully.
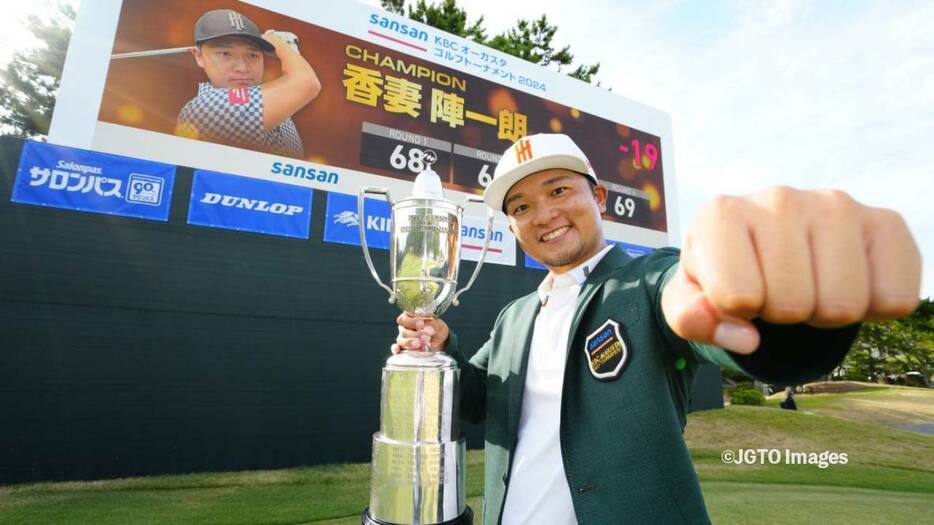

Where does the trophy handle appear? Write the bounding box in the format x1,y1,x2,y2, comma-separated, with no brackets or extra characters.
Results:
359,186,396,303
451,195,494,307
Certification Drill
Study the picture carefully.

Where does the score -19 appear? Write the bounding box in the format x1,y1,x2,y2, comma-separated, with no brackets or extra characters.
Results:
619,139,659,171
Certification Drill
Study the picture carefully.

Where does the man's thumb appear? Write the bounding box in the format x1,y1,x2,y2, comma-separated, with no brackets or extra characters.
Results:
661,267,760,354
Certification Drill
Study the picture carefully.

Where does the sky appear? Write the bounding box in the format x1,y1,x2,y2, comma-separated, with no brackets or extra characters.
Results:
2,0,932,297
0,4,49,65
358,0,934,298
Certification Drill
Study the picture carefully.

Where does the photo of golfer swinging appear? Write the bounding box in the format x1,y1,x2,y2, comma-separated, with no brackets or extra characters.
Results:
175,9,321,158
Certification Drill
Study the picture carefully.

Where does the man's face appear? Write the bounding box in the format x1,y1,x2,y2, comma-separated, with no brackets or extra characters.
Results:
192,36,264,88
504,168,608,274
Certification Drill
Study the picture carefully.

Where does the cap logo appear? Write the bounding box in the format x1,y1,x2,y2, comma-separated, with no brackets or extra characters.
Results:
514,139,533,164
228,11,246,31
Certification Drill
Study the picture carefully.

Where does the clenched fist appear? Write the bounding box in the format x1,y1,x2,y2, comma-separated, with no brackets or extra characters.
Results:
662,186,922,354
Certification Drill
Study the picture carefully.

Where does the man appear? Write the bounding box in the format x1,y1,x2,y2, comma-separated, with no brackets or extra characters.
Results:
394,133,921,524
176,9,321,158
780,386,798,410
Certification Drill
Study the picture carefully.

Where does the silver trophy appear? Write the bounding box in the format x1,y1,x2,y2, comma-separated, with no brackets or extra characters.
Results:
359,160,493,525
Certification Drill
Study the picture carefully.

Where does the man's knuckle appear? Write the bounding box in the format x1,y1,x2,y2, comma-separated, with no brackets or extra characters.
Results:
822,189,855,208
814,302,867,325
764,185,800,213
709,289,763,314
702,194,742,220
684,319,714,342
762,302,814,323
667,310,702,341
872,207,907,231
871,295,919,319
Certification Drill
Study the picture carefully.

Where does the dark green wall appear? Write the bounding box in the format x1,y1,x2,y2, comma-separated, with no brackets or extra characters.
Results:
0,136,719,484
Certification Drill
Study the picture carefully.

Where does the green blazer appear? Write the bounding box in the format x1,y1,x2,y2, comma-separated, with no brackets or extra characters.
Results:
447,246,857,524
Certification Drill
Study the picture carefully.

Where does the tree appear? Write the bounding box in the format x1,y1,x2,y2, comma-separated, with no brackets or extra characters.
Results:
381,0,600,83
843,298,934,382
383,0,487,43
0,3,75,139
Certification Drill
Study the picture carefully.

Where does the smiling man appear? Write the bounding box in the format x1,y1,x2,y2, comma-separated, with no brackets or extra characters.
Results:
394,133,922,524
176,9,321,158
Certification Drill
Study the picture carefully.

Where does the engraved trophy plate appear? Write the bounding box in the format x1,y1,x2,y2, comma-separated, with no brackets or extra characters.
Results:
359,162,492,525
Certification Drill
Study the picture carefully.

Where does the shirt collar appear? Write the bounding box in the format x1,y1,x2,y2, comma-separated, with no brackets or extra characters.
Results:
536,243,614,305
198,82,214,95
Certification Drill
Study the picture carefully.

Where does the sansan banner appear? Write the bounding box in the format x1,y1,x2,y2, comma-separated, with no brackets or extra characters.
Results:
323,191,515,266
50,0,678,258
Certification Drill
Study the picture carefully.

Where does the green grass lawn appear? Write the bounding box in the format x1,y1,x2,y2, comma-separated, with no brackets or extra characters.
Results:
684,404,933,524
2,391,932,524
763,383,934,427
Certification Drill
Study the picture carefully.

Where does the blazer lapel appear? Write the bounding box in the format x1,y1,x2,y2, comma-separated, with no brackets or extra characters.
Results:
566,246,632,357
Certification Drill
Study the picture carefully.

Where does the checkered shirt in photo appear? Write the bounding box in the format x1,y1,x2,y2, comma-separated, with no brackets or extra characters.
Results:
177,83,304,158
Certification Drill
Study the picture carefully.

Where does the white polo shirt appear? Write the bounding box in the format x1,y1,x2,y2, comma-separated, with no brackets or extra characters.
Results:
502,244,614,525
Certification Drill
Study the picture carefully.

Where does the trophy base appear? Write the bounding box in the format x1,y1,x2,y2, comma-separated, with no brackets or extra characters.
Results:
361,506,473,525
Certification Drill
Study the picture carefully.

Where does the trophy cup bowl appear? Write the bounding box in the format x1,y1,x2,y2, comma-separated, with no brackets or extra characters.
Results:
358,169,492,525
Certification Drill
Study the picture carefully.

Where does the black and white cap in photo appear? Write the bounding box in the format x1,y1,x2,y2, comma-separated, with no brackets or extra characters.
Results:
195,9,275,53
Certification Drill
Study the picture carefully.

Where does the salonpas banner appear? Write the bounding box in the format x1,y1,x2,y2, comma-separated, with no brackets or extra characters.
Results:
12,141,176,221
50,0,678,254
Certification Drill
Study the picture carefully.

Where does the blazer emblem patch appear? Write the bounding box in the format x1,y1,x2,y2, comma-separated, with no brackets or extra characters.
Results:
584,319,629,380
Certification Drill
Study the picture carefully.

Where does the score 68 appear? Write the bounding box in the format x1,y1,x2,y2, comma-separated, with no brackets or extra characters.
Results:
389,144,437,174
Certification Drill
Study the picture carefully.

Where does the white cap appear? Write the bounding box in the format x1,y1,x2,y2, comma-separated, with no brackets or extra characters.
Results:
483,133,598,213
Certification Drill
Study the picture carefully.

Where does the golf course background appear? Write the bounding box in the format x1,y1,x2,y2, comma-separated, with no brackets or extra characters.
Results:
2,383,931,524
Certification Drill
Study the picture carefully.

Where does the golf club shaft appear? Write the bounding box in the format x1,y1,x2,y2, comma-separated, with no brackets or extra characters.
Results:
111,47,193,60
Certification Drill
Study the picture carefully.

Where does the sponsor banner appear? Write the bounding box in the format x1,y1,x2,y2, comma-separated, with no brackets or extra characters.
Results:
10,140,175,221
187,169,313,239
459,214,515,266
323,191,391,250
324,191,516,267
